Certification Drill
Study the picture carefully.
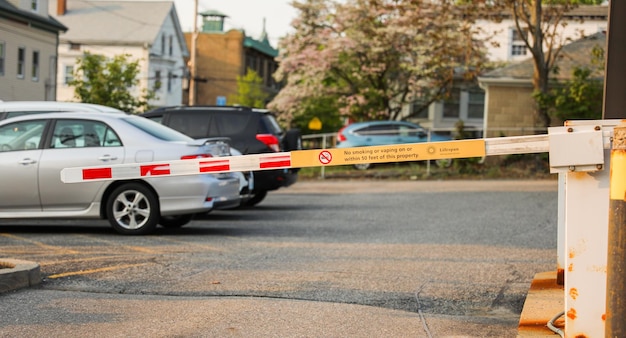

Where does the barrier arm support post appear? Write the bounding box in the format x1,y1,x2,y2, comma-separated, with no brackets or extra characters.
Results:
606,122,626,337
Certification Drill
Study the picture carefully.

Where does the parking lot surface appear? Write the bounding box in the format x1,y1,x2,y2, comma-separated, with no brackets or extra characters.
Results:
0,179,558,337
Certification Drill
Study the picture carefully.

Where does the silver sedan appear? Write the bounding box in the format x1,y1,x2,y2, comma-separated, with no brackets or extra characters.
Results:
0,112,240,235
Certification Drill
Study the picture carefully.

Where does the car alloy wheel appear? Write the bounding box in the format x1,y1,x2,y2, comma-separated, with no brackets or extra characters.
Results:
106,183,159,235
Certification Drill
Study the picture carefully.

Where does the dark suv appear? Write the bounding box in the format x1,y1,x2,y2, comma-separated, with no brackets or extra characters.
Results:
141,106,301,206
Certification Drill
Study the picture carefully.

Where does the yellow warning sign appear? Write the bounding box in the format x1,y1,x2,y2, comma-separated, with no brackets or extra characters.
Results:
291,139,486,168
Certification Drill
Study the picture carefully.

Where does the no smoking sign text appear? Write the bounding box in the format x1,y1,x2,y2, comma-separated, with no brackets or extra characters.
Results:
290,139,485,168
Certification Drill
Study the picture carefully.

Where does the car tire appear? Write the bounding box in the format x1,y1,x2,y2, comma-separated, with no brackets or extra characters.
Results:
106,183,159,235
353,163,372,170
245,190,268,207
159,214,193,228
283,128,302,151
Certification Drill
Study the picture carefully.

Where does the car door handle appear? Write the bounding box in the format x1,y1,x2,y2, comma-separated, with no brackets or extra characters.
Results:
18,158,37,165
98,154,118,161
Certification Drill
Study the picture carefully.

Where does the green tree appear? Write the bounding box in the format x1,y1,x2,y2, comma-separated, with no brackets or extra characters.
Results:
230,68,269,108
536,45,604,121
290,94,344,133
69,52,158,113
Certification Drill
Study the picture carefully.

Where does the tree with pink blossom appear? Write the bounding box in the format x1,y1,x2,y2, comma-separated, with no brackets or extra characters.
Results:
269,0,488,126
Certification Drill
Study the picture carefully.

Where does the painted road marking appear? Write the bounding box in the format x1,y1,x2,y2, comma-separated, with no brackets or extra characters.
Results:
46,263,150,279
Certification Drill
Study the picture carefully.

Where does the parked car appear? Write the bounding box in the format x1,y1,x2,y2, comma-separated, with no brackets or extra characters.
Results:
0,101,126,118
336,121,452,170
0,112,241,235
141,106,302,206
0,100,250,210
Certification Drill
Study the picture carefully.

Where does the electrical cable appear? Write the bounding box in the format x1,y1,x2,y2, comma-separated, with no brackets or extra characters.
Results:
547,310,565,337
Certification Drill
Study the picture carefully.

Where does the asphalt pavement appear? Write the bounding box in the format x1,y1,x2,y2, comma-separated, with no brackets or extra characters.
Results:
0,179,559,337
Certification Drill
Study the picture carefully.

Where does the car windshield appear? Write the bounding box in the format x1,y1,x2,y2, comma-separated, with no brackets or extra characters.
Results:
121,116,193,142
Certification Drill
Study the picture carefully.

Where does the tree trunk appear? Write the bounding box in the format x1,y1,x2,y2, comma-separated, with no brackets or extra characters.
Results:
530,0,551,130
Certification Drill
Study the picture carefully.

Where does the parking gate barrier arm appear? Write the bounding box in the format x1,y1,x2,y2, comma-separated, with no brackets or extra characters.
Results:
60,120,626,337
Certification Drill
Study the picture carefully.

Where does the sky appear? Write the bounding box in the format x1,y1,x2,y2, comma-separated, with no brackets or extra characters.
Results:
173,0,298,46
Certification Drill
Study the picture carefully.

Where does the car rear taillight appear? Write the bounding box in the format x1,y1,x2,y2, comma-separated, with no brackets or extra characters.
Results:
256,134,280,152
337,127,347,142
181,154,213,160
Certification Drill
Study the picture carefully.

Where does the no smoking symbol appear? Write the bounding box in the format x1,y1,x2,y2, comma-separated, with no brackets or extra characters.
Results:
318,150,332,165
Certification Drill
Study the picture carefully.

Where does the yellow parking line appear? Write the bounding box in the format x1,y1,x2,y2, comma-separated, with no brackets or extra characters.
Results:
47,263,149,279
72,234,159,254
38,255,132,267
0,233,79,254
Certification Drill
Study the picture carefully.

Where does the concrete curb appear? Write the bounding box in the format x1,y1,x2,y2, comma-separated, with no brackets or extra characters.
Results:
0,259,41,293
517,271,564,337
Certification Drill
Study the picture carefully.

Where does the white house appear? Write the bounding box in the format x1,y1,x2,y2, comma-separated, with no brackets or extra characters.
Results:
49,0,189,109
475,5,608,63
0,0,67,101
407,5,608,136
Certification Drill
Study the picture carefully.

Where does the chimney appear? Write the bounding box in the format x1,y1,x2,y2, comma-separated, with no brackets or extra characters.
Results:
57,0,67,16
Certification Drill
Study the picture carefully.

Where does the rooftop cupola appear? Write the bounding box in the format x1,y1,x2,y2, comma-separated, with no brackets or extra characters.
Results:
200,10,228,32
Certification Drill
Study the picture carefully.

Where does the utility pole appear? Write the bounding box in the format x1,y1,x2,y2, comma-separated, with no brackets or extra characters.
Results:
188,0,199,106
605,1,626,337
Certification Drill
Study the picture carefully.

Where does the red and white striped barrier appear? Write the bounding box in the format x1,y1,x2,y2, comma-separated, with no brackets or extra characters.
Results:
61,153,294,183
61,135,565,183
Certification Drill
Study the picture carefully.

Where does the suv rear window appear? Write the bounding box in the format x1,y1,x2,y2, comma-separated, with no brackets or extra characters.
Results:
259,114,283,135
212,112,256,137
122,116,192,142
167,111,211,139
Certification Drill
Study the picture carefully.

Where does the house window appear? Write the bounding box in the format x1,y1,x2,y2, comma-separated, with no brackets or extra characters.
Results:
64,65,74,85
168,35,173,56
161,34,165,55
69,43,81,51
411,101,429,119
154,70,162,91
167,71,173,92
511,28,527,56
467,91,485,119
17,47,25,79
442,89,460,118
0,42,5,76
31,51,39,81
31,0,38,11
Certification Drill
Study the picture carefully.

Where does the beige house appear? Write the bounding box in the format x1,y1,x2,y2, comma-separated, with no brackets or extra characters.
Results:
0,0,67,101
406,5,608,137
49,0,188,110
478,32,606,138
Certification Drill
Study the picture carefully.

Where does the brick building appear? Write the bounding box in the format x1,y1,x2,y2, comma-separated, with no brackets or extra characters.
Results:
185,10,279,106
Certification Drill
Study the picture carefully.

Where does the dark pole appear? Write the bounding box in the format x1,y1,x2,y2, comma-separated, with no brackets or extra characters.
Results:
605,1,626,337
607,124,626,337
602,0,626,119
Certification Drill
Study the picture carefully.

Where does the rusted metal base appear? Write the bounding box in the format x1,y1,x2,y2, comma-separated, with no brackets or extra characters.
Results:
517,271,564,337
556,268,564,286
